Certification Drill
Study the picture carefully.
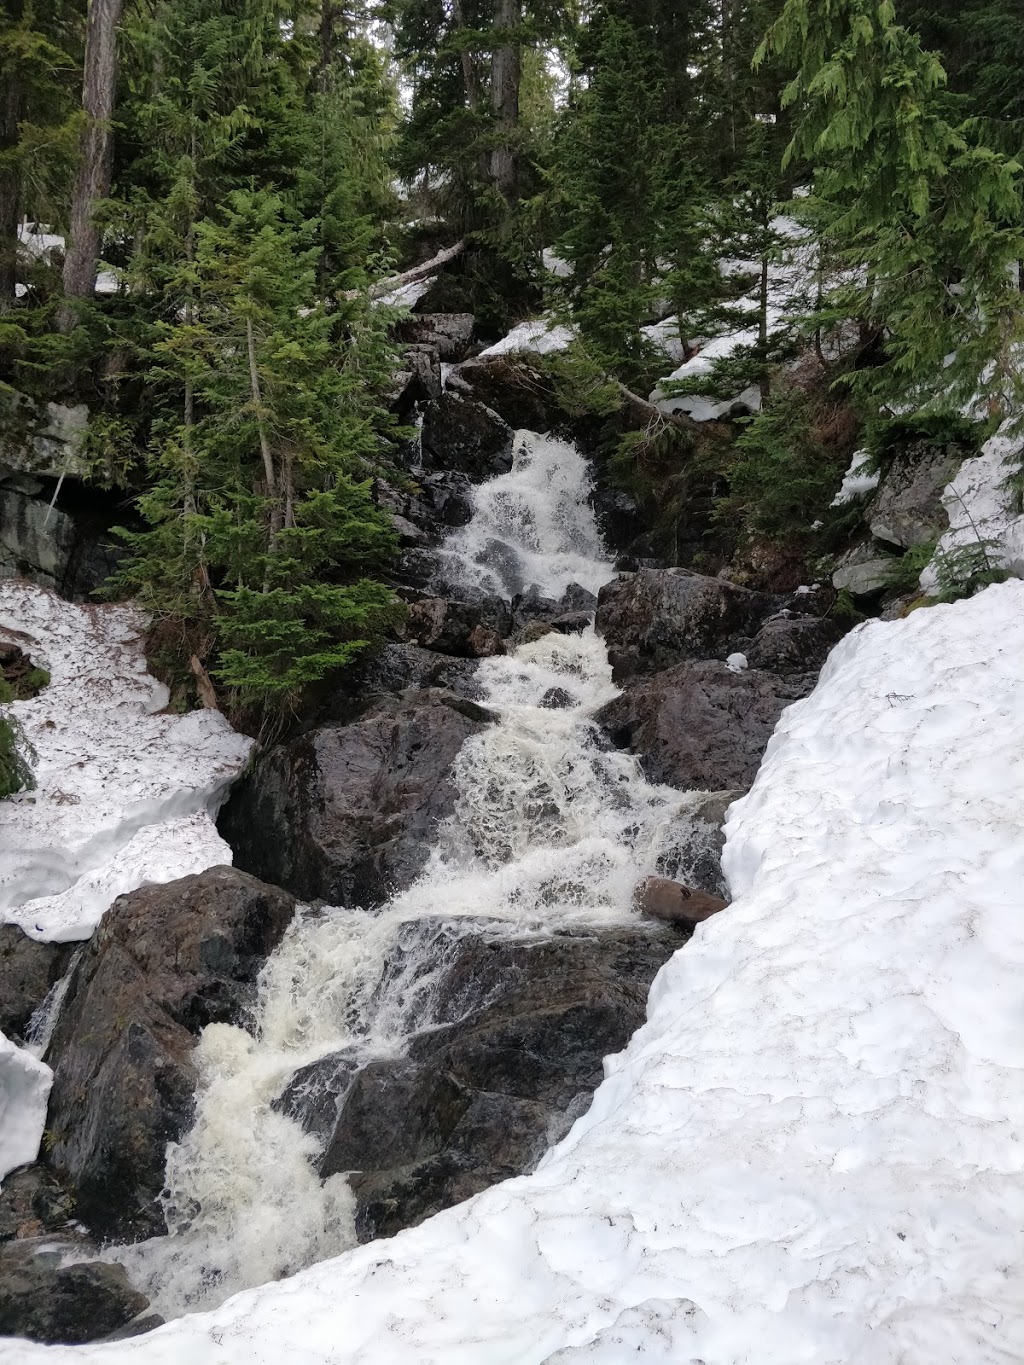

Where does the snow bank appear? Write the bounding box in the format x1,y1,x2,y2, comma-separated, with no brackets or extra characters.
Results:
476,317,575,360
922,426,1024,591
0,1035,51,1182
0,583,252,942
9,579,1024,1361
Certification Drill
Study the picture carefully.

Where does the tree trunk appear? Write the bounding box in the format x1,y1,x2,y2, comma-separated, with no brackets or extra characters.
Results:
60,0,124,325
316,1,341,92
0,0,24,311
489,0,521,203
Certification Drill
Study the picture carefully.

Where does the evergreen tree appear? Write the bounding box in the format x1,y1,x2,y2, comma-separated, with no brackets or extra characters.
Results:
761,0,1024,420
114,189,402,716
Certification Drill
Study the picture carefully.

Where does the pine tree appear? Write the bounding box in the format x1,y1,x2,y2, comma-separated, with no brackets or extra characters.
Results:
114,188,402,716
760,0,1024,420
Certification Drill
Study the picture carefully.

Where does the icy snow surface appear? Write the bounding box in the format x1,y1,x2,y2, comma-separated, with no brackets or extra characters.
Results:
0,1035,51,1182
0,582,252,942
9,579,1024,1361
922,425,1024,591
831,448,880,506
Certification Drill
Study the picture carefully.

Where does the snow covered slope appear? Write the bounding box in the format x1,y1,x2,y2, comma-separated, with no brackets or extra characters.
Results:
7,579,1024,1362
923,425,1024,591
0,583,252,943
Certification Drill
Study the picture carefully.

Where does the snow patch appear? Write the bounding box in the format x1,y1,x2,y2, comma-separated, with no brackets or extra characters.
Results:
0,583,252,942
10,581,1024,1361
476,318,575,360
922,426,1024,592
831,448,880,506
0,1034,51,1182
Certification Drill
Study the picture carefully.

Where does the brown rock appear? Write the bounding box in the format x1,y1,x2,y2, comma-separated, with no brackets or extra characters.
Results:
635,876,728,928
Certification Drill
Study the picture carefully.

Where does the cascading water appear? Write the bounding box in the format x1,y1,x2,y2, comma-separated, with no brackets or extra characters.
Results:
106,432,710,1319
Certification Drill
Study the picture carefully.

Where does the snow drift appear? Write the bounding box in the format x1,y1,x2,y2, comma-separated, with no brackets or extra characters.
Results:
6,577,1024,1361
0,582,252,943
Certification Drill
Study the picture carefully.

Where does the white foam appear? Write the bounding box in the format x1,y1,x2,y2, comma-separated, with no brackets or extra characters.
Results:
0,1033,51,1182
434,430,610,599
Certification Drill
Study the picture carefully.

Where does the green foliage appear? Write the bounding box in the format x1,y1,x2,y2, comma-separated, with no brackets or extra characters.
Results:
761,0,1024,423
112,183,403,719
715,380,856,551
0,712,33,799
930,538,1010,601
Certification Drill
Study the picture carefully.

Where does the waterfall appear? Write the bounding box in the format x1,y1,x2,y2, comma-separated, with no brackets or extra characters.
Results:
107,433,703,1319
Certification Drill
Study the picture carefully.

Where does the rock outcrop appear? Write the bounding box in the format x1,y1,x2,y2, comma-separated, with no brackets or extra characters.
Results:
0,1238,152,1345
868,442,963,550
420,393,514,481
219,690,494,907
0,927,75,1041
597,659,816,792
44,867,295,1241
278,921,681,1242
596,568,774,681
634,877,729,928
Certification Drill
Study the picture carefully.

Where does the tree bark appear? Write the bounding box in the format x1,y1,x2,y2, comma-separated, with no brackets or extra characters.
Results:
0,0,24,310
489,0,521,203
343,238,465,302
60,0,124,324
316,1,341,93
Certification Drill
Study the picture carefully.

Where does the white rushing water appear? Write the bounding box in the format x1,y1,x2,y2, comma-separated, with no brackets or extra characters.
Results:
106,432,706,1319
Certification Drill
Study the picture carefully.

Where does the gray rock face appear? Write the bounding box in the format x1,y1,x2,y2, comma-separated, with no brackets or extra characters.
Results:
396,313,476,361
596,660,815,792
44,867,296,1242
831,541,896,597
0,393,90,480
595,569,774,682
420,393,514,481
0,475,125,599
278,922,681,1242
356,643,484,702
0,1238,151,1345
219,690,493,907
869,443,963,550
0,926,75,1041
0,1164,76,1242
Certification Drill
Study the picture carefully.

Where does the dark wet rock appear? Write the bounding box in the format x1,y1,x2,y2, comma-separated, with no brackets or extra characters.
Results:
374,472,474,551
389,345,442,418
0,472,129,600
0,1237,150,1345
868,442,963,550
654,789,743,901
595,569,774,682
401,596,512,657
0,926,75,1041
635,876,729,928
282,922,680,1242
220,692,493,908
596,660,815,792
746,614,845,675
560,583,598,613
44,867,296,1242
0,1164,76,1242
396,313,476,362
420,393,514,482
357,643,485,702
549,611,592,636
452,356,572,434
592,485,646,559
539,687,574,709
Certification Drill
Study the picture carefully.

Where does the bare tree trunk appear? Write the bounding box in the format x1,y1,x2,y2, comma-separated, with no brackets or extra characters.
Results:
758,252,770,400
247,315,283,548
60,0,124,326
316,1,341,92
489,0,521,204
452,0,481,113
0,0,24,311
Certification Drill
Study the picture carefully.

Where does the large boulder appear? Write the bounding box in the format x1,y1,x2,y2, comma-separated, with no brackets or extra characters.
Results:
596,660,815,792
0,926,75,1041
595,569,774,682
355,643,484,702
831,541,896,598
0,472,126,600
0,1238,151,1345
278,921,680,1242
420,392,514,481
401,596,512,657
219,690,493,907
745,613,845,675
868,442,963,550
44,867,295,1242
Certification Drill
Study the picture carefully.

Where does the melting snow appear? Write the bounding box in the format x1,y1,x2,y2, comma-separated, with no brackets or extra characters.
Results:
831,448,880,506
476,317,575,360
0,1035,51,1183
922,425,1024,591
0,582,252,943
8,579,1024,1361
